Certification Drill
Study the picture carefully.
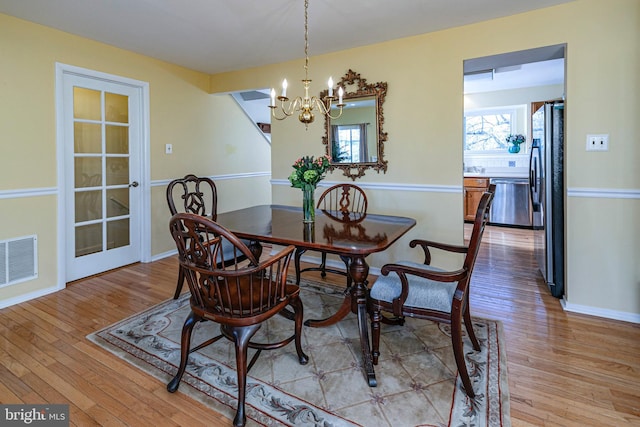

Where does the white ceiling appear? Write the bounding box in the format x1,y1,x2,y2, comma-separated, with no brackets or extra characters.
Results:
464,58,565,94
0,0,574,75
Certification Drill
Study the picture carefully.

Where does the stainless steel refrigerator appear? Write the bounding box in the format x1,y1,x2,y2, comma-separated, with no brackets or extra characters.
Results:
530,101,564,298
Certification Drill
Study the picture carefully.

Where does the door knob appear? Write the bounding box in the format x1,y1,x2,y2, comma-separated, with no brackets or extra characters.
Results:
129,181,139,188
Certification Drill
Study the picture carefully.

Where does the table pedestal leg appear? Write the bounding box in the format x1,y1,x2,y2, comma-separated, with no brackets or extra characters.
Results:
350,256,377,387
304,255,377,387
248,240,262,260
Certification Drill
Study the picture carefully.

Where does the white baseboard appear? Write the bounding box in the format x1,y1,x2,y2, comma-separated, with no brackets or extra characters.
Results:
151,249,177,262
561,299,640,324
0,285,60,310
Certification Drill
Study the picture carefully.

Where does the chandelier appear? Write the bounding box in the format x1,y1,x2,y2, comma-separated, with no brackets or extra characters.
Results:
269,0,344,128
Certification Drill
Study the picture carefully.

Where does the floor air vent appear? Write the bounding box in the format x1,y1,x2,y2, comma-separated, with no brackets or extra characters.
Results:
0,235,38,287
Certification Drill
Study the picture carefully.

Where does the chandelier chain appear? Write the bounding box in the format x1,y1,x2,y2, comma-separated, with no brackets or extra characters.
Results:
269,0,343,126
304,0,309,80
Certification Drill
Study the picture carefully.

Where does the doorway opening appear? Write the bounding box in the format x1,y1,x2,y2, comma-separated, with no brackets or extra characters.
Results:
230,89,272,143
462,44,566,298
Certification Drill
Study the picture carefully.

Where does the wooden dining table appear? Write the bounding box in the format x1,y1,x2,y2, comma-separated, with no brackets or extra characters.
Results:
215,204,416,387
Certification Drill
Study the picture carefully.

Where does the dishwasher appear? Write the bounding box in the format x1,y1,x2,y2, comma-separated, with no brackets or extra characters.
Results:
489,178,532,227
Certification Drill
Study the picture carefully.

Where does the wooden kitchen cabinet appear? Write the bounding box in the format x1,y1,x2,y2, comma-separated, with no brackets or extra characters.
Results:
464,177,489,221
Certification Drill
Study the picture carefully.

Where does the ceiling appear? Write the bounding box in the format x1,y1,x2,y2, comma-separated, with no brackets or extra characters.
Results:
0,0,574,75
463,58,564,94
463,45,565,94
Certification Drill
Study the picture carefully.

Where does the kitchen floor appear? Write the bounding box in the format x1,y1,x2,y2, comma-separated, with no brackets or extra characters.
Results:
465,223,534,251
464,223,533,249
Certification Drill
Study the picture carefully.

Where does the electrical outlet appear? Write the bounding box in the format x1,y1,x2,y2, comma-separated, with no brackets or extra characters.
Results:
165,144,173,154
586,134,608,151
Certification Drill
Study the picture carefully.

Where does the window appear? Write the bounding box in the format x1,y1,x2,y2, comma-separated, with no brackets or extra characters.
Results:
334,124,362,162
464,108,516,152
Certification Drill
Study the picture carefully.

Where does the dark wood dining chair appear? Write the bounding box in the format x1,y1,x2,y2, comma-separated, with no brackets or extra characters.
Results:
167,174,219,219
167,213,308,427
368,187,495,398
167,174,246,299
294,183,368,286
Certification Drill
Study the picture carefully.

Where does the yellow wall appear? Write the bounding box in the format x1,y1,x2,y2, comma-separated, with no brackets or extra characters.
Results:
0,197,57,300
1,0,638,320
0,13,271,304
211,0,640,319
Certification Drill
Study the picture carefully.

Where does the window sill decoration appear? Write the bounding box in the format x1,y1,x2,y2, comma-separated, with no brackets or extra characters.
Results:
288,155,330,223
506,134,526,154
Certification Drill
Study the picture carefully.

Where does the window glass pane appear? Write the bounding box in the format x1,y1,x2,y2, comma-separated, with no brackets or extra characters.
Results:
75,223,102,257
107,219,129,250
74,158,102,188
75,190,102,222
107,188,129,217
106,124,129,154
337,125,361,162
73,87,101,120
105,92,128,123
106,157,129,185
465,111,513,151
74,122,102,153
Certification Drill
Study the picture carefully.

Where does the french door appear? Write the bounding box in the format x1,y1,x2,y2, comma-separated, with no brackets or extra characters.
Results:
61,71,143,281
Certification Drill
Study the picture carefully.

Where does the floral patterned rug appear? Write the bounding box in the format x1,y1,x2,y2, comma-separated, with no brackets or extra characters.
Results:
87,279,510,427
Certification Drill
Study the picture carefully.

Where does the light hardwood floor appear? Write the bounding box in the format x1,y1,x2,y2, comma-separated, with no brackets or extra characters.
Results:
0,225,638,426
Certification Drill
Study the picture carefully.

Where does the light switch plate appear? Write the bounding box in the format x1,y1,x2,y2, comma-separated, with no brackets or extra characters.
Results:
165,144,173,154
586,134,608,151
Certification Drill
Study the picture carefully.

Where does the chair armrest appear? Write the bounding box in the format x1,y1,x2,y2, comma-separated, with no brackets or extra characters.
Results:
256,245,295,270
228,245,296,278
409,239,468,265
381,263,467,283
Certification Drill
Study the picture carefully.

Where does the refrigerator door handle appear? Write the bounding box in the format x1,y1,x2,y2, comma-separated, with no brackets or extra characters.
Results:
529,146,538,209
529,148,534,190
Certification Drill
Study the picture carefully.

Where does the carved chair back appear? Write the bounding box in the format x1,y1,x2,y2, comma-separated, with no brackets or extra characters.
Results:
317,183,368,222
166,174,217,219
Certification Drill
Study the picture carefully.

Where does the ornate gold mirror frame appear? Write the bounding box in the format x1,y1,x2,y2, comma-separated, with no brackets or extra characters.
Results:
321,69,388,180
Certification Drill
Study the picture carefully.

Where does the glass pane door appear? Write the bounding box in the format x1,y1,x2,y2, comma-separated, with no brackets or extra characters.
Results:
73,87,131,258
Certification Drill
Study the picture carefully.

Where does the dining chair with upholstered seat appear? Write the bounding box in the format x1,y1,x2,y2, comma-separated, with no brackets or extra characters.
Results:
368,187,494,398
167,174,247,299
294,183,368,286
167,213,308,427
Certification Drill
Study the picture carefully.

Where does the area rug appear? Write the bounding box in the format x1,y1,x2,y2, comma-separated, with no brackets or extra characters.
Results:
87,279,510,427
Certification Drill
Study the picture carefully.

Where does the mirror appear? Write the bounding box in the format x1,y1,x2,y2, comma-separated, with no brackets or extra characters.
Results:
321,70,388,180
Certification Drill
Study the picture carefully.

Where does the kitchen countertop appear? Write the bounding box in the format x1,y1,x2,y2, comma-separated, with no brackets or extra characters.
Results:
464,172,529,179
464,167,528,179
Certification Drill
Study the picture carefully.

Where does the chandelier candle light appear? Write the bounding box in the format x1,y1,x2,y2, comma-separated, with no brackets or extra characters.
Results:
269,0,345,128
